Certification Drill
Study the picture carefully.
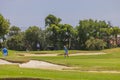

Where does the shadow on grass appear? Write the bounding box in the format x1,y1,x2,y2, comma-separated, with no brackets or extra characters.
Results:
0,78,50,80
0,58,29,64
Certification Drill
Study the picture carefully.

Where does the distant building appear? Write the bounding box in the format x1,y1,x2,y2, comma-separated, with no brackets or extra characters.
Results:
107,35,120,47
117,35,120,46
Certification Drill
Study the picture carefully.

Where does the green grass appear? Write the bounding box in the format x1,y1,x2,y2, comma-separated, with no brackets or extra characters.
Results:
0,50,30,63
30,56,120,71
0,65,120,80
29,48,120,71
0,48,120,80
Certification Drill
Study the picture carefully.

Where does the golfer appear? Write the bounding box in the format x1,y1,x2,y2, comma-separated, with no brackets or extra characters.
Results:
64,45,69,57
2,47,8,56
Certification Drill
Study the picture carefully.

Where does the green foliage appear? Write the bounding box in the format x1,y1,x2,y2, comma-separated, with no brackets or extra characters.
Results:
85,37,106,50
77,19,110,49
112,26,120,46
45,14,75,49
1,14,120,50
9,26,21,36
6,26,24,50
58,24,75,49
45,14,61,27
7,32,26,50
25,26,43,50
0,14,10,37
45,14,61,49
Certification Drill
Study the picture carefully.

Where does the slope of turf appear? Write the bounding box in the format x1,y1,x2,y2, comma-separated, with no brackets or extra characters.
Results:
0,65,120,80
0,48,120,80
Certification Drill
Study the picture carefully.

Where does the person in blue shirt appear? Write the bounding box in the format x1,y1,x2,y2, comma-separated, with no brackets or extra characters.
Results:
64,45,69,57
2,47,8,56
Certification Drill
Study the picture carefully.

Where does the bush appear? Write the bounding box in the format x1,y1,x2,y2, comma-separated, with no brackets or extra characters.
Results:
7,33,26,51
85,37,106,50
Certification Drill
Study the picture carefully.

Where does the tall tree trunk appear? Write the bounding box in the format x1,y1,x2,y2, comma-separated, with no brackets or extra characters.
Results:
115,34,118,46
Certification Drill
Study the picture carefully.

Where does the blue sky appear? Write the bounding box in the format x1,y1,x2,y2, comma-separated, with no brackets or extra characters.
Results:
0,0,120,30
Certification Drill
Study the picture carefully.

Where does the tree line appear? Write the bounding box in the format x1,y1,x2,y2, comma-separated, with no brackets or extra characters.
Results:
0,14,120,51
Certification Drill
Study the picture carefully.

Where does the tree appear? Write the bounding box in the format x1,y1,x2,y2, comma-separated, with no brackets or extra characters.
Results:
112,26,120,46
45,14,77,49
53,24,75,49
45,14,62,49
46,24,60,49
100,27,113,48
9,26,21,36
0,14,10,41
85,37,106,50
77,19,109,49
25,26,42,50
45,14,61,27
59,24,74,49
77,19,94,49
39,29,48,50
7,32,25,50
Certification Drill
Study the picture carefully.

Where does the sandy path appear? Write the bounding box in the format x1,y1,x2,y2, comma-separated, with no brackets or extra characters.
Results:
83,71,120,73
24,53,57,56
23,52,106,57
70,52,106,56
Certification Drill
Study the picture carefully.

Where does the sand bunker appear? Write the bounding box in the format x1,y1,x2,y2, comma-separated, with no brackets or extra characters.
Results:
1,59,120,73
0,59,69,70
0,59,16,65
19,60,69,70
0,52,106,70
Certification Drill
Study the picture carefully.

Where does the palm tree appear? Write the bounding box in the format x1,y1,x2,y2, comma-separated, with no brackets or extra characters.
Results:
112,27,120,46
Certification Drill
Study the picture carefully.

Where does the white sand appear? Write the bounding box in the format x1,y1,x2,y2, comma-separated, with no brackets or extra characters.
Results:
24,53,57,56
0,59,69,70
19,60,69,70
70,52,106,56
23,52,106,57
0,59,14,64
83,70,120,73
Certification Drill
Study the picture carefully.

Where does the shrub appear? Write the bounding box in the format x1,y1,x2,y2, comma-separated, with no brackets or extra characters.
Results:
85,37,106,50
